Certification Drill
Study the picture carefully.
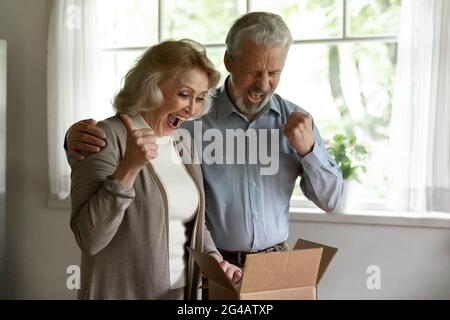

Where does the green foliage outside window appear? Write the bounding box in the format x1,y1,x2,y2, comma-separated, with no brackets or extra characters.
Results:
326,133,368,182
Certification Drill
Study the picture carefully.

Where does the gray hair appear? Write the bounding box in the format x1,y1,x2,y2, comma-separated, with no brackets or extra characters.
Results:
225,12,293,57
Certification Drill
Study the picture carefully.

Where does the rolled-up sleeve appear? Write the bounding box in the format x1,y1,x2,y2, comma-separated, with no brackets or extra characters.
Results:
298,125,344,212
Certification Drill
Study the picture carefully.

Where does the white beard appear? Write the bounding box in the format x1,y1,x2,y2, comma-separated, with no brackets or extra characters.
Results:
235,92,273,116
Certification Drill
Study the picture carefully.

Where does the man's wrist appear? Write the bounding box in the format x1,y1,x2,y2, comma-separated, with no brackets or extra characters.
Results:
297,142,315,157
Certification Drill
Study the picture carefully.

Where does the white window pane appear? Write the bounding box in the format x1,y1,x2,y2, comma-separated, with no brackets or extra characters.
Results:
278,45,340,125
205,46,227,86
99,0,158,48
98,50,145,120
348,0,401,36
162,0,246,43
280,42,397,200
250,0,343,40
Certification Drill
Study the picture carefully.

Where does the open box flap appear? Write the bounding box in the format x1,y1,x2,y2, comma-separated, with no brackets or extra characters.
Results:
294,239,338,284
240,248,323,293
187,248,237,292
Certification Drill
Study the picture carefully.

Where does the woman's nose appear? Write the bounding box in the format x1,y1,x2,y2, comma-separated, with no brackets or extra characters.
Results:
182,100,200,118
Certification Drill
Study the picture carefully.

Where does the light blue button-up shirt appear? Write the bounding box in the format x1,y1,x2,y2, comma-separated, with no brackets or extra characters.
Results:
181,82,343,251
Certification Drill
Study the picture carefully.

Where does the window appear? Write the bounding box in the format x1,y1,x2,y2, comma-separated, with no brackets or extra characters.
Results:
96,0,247,120
269,0,401,208
97,0,401,210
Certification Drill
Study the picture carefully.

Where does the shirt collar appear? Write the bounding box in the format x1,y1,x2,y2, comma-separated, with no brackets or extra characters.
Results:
131,113,150,130
216,77,280,120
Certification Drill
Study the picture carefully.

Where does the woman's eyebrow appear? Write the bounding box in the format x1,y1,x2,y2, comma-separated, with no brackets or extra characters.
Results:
179,85,208,94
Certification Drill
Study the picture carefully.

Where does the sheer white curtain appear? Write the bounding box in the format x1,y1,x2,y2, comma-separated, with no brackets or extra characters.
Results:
388,0,450,212
47,0,101,199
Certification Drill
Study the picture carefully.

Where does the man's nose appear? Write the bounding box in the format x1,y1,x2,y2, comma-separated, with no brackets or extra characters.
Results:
257,74,270,92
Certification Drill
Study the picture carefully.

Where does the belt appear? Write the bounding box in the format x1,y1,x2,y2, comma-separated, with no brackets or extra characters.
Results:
218,242,287,266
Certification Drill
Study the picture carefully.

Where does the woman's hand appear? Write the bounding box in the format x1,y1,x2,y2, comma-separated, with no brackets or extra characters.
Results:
208,252,243,285
113,114,158,188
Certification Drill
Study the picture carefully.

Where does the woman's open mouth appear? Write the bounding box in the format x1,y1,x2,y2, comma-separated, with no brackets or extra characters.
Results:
167,114,184,129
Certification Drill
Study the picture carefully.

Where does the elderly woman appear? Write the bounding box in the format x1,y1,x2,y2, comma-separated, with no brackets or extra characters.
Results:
68,39,241,300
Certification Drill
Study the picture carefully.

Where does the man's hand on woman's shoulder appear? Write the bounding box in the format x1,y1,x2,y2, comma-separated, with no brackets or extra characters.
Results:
67,118,107,160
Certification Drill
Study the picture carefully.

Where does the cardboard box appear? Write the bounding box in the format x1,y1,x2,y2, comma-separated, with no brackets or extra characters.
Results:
188,239,338,300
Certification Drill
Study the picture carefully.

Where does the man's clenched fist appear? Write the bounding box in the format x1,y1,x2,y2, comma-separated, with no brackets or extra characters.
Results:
283,112,315,156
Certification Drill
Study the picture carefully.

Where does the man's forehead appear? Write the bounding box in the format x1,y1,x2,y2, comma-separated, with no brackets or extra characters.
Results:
236,44,288,68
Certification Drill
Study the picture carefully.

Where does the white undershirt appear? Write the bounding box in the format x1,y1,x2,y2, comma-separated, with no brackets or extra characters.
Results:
150,134,199,289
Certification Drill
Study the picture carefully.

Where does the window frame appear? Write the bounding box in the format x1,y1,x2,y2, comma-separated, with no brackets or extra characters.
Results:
98,0,401,214
102,0,400,50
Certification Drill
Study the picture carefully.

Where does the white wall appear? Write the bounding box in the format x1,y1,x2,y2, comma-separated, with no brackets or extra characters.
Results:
0,0,79,299
288,217,450,299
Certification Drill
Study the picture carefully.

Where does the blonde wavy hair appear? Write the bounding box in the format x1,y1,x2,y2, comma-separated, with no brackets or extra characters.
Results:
114,39,220,117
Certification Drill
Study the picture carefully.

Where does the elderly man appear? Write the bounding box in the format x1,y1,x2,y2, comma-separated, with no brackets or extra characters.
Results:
66,12,343,268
